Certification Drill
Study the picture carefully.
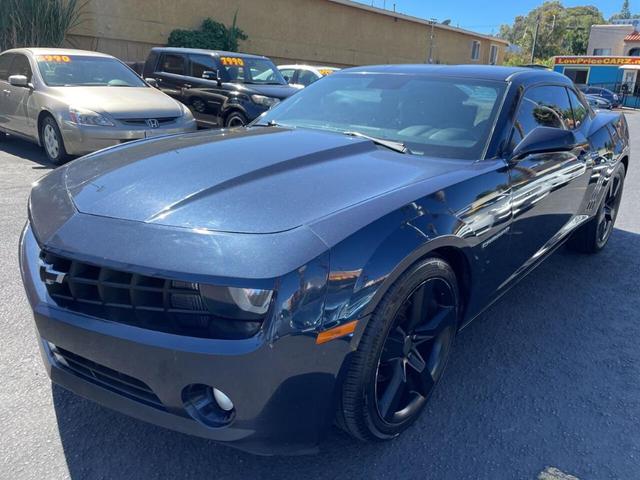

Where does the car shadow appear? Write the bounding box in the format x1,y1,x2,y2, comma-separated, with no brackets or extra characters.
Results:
1,135,53,169
52,228,640,480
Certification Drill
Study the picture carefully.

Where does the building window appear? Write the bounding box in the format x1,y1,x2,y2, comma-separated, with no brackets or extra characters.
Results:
489,44,498,65
629,47,640,56
563,67,589,85
592,48,612,56
471,41,480,61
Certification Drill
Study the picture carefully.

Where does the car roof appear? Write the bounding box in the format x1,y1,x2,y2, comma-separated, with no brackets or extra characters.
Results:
2,47,114,58
340,64,573,85
150,47,268,60
279,64,340,70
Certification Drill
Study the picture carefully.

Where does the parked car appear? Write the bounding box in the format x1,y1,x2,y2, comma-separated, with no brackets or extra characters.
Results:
21,65,629,455
585,93,613,110
578,85,621,108
143,47,298,128
0,48,197,164
278,64,340,87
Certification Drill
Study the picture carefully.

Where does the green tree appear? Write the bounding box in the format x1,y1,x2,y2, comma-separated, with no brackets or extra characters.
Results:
609,0,634,21
499,1,604,62
167,12,247,52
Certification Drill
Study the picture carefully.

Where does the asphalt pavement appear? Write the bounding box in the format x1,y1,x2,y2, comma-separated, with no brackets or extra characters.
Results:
1,114,639,480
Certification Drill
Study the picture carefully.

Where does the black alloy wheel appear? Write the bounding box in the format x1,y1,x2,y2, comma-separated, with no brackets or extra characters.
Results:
339,257,459,441
569,163,625,253
374,277,457,425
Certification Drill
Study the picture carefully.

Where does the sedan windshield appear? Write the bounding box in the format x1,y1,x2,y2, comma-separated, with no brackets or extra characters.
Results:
259,73,507,159
36,55,146,87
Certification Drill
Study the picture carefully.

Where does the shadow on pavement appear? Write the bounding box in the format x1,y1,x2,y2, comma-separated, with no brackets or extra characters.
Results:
51,228,640,479
1,135,53,169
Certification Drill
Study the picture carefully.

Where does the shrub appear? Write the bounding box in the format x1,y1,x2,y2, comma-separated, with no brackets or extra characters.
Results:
167,12,247,52
0,0,85,51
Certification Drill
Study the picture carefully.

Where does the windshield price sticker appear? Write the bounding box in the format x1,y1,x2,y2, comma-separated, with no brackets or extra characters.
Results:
37,55,71,63
220,56,244,66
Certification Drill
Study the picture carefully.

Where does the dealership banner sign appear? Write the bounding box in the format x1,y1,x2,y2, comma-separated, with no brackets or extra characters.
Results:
555,56,640,65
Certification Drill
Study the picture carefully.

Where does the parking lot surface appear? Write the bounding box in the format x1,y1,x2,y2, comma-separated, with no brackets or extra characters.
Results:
1,114,639,480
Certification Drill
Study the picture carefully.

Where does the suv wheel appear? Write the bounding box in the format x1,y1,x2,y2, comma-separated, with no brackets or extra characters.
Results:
225,111,247,128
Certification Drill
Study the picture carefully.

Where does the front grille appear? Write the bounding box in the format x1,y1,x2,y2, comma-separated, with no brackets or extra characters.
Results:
118,116,178,126
49,343,164,410
39,251,261,339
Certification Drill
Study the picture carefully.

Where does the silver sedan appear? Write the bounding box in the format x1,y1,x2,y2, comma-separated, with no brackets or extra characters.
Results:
0,48,197,164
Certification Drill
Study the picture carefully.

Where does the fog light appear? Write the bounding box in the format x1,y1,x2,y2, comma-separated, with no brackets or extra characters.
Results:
213,388,234,411
181,383,235,427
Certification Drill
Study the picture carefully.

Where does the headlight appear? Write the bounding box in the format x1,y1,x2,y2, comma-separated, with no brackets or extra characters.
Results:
251,94,279,107
178,101,193,118
68,106,114,127
199,284,273,320
613,94,619,101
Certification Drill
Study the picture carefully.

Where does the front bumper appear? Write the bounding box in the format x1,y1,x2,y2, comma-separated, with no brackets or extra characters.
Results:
20,224,352,455
59,118,197,156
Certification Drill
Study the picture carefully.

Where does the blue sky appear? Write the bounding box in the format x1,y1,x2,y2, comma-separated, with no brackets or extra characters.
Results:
355,0,627,34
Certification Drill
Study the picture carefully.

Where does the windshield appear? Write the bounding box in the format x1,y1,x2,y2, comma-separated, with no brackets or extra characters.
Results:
36,55,146,87
220,56,286,85
260,73,507,159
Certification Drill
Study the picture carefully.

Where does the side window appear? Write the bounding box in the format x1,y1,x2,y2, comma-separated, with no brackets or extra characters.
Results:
158,54,185,75
511,85,573,148
0,53,14,81
279,68,295,83
297,70,318,87
566,88,588,128
9,54,33,82
189,54,217,78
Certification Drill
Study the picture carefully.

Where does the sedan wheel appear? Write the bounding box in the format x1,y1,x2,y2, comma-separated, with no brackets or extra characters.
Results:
338,257,459,441
40,116,69,165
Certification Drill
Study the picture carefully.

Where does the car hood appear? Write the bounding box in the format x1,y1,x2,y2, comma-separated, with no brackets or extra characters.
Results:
48,86,183,119
240,83,299,99
63,128,462,234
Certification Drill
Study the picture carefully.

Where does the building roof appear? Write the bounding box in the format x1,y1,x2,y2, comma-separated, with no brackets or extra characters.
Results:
624,32,640,41
327,0,509,45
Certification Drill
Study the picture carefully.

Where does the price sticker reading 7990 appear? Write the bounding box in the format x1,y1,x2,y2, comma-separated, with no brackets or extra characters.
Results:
220,56,244,66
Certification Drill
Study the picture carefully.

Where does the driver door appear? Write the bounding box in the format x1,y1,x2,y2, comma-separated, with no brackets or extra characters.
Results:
506,85,592,278
5,53,36,137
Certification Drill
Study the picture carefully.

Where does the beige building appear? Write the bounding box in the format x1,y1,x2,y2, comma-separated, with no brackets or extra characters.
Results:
66,0,507,66
587,23,640,56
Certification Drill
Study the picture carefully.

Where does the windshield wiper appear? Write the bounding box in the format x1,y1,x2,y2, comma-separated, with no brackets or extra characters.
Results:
253,120,287,127
343,131,409,154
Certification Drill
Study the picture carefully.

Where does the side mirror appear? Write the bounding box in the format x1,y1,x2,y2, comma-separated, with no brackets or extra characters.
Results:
202,70,222,86
511,127,577,161
8,75,29,88
145,77,158,88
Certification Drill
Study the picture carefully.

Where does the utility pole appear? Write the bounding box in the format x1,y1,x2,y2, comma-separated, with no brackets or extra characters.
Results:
428,19,437,63
530,14,540,63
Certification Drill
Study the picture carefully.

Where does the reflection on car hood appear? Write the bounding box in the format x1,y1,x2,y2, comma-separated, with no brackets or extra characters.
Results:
63,128,462,234
48,86,183,119
239,83,299,99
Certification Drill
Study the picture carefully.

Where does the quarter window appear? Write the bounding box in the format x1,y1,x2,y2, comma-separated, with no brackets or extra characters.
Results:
0,53,14,81
158,54,185,75
471,41,481,61
511,85,574,149
297,69,318,86
566,88,588,128
9,54,33,82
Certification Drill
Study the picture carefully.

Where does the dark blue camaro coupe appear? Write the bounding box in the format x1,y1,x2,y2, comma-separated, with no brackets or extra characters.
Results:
20,65,629,455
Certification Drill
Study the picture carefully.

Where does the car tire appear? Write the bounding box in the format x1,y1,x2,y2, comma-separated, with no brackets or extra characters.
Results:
40,115,69,165
190,97,206,114
568,163,625,253
224,111,247,128
338,256,459,441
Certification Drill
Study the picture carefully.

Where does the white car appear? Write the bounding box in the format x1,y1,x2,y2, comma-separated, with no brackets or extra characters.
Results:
278,64,340,88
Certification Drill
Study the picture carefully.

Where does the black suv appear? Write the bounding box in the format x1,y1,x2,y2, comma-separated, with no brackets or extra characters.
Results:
143,48,299,127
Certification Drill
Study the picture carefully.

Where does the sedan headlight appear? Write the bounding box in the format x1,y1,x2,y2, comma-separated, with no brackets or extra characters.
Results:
251,94,279,108
69,106,114,127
